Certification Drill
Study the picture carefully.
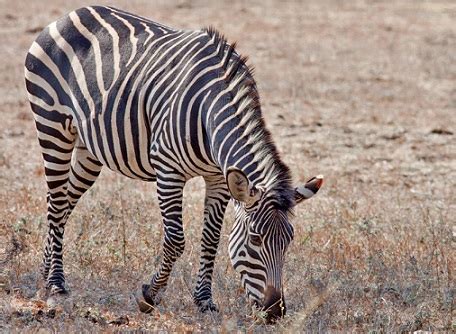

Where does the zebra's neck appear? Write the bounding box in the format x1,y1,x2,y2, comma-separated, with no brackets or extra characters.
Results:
202,30,293,202
207,90,291,191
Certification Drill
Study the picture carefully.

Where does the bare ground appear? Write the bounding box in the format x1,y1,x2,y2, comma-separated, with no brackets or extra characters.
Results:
0,0,455,332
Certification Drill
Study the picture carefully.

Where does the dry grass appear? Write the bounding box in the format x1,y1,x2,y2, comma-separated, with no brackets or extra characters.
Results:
1,0,455,332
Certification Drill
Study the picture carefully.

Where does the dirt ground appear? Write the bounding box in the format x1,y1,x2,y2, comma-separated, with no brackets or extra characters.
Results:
0,0,455,332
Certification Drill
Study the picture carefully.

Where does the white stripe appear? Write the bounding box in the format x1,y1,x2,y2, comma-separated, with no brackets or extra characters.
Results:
111,12,138,66
87,6,120,87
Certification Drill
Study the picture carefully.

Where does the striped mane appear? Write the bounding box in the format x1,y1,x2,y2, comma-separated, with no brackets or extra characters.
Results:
203,27,295,212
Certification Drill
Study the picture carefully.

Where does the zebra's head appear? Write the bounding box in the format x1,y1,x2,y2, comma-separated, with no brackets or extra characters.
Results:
226,167,323,322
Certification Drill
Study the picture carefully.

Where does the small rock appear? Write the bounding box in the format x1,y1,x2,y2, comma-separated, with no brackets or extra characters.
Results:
36,328,52,334
430,128,453,135
353,310,364,324
36,287,48,300
47,309,56,318
0,272,9,292
221,317,237,332
46,296,58,309
26,27,44,34
108,315,129,326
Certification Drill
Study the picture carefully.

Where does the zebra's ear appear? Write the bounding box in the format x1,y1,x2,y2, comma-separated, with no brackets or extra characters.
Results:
226,167,258,204
294,175,324,204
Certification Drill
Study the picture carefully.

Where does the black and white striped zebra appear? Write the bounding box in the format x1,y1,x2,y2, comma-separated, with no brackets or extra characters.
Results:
24,6,323,321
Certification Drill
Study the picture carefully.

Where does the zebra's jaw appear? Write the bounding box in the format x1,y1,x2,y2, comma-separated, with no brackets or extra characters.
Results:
228,202,290,321
229,219,269,309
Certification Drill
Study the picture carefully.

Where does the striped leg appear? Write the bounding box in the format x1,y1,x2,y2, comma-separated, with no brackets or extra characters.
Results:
193,175,230,312
45,142,102,294
141,174,186,309
41,144,74,291
66,144,103,216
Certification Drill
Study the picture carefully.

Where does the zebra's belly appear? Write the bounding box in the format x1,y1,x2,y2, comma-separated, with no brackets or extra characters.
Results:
78,115,157,182
106,150,157,182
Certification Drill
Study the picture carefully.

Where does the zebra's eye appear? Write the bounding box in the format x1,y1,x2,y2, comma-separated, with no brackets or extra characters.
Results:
249,234,262,247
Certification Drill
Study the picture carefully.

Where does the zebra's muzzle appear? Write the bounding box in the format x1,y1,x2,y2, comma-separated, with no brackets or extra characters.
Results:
262,285,286,322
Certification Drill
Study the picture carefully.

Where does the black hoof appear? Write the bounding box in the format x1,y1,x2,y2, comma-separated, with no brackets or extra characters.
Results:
142,284,156,305
134,284,155,314
197,299,219,313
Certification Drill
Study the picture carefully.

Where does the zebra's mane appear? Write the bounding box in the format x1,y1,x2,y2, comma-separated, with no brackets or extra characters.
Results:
203,27,295,213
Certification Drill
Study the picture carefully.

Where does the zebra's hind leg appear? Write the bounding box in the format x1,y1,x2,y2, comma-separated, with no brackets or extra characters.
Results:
38,125,75,294
140,174,186,312
66,144,102,217
45,141,102,294
193,175,230,312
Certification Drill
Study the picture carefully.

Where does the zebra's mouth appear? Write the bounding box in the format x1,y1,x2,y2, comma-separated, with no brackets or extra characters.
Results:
262,285,286,322
249,286,286,323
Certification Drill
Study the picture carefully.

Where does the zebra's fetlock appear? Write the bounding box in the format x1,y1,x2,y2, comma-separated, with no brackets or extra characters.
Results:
141,284,155,306
136,283,166,314
48,283,68,295
142,283,165,306
46,272,67,294
193,288,218,313
195,298,219,313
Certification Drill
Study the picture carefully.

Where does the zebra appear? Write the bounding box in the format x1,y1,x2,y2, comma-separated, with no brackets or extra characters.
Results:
24,6,323,321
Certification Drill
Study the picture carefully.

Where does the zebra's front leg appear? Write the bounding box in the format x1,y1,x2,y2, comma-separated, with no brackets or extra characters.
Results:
140,176,186,312
193,176,230,312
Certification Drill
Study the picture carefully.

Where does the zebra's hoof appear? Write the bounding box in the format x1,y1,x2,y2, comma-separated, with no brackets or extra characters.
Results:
48,283,69,295
197,299,219,313
134,285,155,314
